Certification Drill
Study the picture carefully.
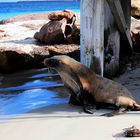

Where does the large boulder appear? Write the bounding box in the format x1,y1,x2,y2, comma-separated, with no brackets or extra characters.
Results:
0,43,80,73
34,18,67,44
131,0,140,17
0,44,49,73
34,10,80,45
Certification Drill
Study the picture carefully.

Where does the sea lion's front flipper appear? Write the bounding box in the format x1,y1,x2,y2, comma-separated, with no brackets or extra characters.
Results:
59,65,95,114
83,102,96,114
69,94,81,105
101,107,128,117
59,65,85,106
82,90,95,114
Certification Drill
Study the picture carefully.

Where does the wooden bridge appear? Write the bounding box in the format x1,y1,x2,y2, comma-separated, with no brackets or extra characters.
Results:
80,0,132,77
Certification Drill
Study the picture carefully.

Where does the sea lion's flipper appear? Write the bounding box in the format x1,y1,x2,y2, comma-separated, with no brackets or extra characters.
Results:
83,102,96,114
133,103,140,111
59,65,95,114
69,94,81,105
59,65,84,104
82,90,95,114
101,108,128,117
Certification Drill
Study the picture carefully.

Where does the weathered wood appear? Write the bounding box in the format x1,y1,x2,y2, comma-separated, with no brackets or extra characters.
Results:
106,0,132,50
120,0,131,28
104,1,120,77
80,0,104,76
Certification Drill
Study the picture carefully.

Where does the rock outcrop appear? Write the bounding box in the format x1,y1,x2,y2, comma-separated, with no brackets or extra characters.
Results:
48,10,76,23
34,10,80,45
34,18,67,44
0,43,49,72
0,13,50,24
0,11,80,73
0,40,79,73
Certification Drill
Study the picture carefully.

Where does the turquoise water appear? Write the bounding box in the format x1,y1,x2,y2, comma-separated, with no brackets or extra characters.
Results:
0,1,80,20
0,1,79,117
0,68,69,116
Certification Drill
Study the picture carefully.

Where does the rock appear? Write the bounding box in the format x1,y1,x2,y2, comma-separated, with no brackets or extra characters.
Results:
0,41,80,73
34,18,67,44
0,45,49,73
48,10,75,23
131,0,140,18
65,24,80,44
34,10,78,45
48,44,80,61
0,12,80,73
0,13,50,24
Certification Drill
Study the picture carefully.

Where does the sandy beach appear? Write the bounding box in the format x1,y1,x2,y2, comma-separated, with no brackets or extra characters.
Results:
0,8,140,140
0,67,140,140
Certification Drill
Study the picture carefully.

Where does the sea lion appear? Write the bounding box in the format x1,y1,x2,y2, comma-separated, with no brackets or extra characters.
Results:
44,55,140,116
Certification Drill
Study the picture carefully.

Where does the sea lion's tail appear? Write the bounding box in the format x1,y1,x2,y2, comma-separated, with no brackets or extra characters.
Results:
133,103,140,111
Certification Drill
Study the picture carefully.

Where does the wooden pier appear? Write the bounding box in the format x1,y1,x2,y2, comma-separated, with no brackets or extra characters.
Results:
80,0,132,77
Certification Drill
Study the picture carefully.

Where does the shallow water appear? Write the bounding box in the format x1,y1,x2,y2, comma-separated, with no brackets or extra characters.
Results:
0,1,80,20
0,68,69,116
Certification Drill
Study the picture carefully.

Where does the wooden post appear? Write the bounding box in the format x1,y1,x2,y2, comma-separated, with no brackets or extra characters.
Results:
120,0,131,28
80,0,104,76
106,0,132,50
104,1,120,77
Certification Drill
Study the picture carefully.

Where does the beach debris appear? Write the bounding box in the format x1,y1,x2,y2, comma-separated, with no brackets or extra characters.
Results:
123,126,140,137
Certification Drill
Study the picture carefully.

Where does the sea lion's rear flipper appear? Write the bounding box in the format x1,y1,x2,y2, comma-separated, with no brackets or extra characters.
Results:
133,103,140,111
101,108,128,117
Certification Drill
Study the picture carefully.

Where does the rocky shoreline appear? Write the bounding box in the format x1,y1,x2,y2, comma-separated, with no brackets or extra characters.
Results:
0,5,140,74
0,11,80,73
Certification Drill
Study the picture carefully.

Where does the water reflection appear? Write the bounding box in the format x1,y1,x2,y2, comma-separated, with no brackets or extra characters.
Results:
0,68,69,116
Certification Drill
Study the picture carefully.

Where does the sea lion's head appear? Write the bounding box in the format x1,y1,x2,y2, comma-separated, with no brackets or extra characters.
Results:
44,55,84,105
44,55,77,71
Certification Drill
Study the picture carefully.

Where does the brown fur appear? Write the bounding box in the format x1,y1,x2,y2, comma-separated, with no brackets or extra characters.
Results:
44,55,140,115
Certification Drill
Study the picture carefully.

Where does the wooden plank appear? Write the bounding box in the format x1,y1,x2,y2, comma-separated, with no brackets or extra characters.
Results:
80,0,104,76
120,0,131,28
106,0,132,50
104,1,120,77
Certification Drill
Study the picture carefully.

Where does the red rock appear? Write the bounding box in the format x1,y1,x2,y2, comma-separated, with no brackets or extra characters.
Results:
48,10,75,23
34,18,67,44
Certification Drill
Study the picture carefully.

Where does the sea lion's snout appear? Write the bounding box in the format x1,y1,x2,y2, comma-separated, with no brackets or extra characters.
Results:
44,58,60,68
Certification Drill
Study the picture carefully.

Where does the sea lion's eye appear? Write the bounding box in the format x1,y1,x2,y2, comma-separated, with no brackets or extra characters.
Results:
45,59,58,68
